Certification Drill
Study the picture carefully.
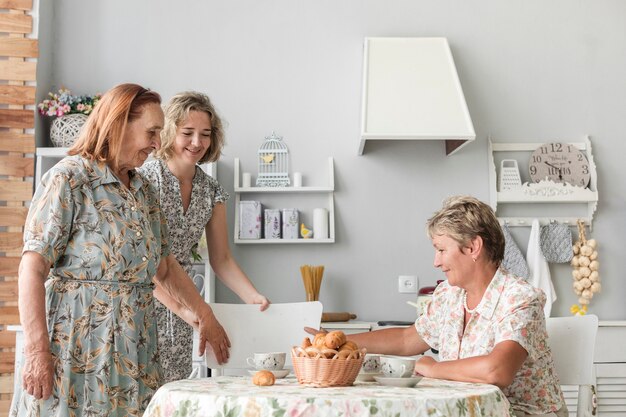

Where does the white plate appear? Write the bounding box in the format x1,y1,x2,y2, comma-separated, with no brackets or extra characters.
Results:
373,375,422,387
356,372,381,382
248,369,291,379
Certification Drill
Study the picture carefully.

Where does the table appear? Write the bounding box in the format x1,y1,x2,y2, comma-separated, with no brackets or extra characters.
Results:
144,376,512,417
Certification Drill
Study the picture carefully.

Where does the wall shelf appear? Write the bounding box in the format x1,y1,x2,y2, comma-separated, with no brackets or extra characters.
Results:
233,157,335,244
488,136,598,228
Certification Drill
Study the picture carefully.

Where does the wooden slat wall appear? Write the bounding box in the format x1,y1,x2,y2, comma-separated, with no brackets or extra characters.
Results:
0,0,36,413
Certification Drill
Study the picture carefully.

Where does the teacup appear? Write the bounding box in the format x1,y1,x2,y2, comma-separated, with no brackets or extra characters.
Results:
246,352,286,371
380,356,416,378
361,354,381,373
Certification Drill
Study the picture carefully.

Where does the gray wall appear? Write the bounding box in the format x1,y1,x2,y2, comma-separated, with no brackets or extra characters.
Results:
38,0,626,320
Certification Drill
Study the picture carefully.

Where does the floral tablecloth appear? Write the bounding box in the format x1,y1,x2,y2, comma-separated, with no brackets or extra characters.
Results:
144,376,512,417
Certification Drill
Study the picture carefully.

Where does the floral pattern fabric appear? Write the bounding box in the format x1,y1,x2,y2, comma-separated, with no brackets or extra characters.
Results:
144,376,512,417
416,269,565,416
139,159,228,383
10,156,169,417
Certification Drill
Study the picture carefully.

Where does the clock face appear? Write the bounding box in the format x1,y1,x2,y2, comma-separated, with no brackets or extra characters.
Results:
529,142,591,188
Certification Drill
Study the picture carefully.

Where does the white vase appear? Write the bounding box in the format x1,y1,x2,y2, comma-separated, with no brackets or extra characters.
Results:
50,113,88,147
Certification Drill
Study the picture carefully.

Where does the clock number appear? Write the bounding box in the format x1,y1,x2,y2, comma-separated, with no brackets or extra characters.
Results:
532,155,542,163
577,154,584,161
582,165,589,174
530,165,537,176
562,167,571,175
551,143,563,152
540,146,548,154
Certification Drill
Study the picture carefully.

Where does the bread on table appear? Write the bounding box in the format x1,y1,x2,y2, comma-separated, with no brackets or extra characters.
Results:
252,370,275,386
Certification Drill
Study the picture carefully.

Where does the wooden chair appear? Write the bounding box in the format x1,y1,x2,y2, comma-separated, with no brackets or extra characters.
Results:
205,301,323,375
546,314,598,417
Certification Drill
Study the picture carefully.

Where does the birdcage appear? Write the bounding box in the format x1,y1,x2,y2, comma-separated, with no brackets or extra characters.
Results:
257,132,290,187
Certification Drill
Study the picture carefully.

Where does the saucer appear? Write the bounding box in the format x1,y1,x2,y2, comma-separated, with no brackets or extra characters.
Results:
248,368,290,379
373,375,422,387
356,372,381,382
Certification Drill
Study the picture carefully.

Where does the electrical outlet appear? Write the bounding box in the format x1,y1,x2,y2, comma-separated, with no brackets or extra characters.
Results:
398,275,418,293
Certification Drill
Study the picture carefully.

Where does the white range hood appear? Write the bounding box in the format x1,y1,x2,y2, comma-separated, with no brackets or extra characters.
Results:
359,37,475,156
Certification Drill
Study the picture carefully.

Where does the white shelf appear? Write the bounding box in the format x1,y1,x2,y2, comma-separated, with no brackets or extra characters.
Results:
233,157,335,244
487,136,598,228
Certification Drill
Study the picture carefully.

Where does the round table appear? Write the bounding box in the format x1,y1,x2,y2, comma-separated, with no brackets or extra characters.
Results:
144,376,512,417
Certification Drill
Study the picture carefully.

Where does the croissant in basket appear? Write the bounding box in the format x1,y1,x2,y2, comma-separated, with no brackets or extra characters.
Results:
292,331,367,387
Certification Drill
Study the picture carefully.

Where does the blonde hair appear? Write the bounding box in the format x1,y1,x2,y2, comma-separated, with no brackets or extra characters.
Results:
426,195,504,266
68,83,161,171
157,91,225,164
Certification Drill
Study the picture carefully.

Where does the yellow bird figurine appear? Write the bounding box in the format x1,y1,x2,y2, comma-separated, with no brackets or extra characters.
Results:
301,223,313,239
260,154,275,164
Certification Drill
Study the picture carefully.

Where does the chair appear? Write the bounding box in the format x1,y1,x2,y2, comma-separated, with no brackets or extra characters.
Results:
546,314,598,417
205,301,323,375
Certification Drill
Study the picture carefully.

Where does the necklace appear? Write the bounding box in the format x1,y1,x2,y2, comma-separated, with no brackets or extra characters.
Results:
463,292,478,314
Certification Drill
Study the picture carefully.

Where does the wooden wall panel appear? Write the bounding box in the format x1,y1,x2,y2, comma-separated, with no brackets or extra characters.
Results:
0,61,36,81
0,181,32,201
0,0,32,10
0,132,35,153
1,2,37,407
0,13,31,33
0,109,34,129
0,156,33,176
0,85,36,105
0,38,37,57
0,207,28,227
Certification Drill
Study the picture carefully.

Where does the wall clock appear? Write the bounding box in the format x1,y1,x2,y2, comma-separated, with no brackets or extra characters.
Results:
528,142,591,188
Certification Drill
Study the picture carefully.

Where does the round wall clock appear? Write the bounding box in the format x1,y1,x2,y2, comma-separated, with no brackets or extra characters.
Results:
528,142,591,188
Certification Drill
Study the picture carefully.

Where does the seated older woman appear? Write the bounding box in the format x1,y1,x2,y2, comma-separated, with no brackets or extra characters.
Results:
323,196,567,417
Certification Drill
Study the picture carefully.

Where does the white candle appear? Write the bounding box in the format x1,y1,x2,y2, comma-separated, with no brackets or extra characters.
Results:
242,172,251,188
313,208,329,239
293,172,302,187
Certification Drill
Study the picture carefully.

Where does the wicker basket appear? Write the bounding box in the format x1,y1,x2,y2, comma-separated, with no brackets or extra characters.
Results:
291,346,366,387
50,114,88,147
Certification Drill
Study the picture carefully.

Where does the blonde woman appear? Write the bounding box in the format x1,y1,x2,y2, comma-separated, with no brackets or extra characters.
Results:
140,91,269,383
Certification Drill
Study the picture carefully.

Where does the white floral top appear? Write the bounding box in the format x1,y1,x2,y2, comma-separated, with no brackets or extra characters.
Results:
416,269,565,415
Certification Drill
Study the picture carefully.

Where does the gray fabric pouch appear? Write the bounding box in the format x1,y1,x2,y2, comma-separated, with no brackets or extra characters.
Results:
540,222,573,263
502,223,530,279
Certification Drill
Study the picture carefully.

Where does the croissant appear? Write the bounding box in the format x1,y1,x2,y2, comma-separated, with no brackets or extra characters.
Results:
339,340,358,352
313,333,327,349
324,331,347,349
252,370,275,386
301,337,312,349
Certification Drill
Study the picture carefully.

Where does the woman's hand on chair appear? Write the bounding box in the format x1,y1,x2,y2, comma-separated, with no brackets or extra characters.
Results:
304,326,327,336
197,309,231,364
250,293,271,311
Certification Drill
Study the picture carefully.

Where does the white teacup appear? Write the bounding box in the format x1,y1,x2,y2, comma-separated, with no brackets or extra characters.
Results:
246,352,286,371
380,356,416,378
361,354,381,373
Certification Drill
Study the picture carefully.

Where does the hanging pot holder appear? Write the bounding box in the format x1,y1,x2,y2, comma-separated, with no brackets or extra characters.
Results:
540,222,573,263
501,223,530,279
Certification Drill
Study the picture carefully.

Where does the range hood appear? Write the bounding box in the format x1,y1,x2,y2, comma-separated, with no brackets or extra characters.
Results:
359,37,475,156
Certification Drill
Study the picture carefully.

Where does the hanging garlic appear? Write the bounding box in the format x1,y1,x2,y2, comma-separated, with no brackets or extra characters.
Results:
571,220,601,314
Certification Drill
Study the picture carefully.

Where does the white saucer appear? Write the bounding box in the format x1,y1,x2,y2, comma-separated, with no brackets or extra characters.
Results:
356,372,381,382
373,375,422,387
248,369,290,379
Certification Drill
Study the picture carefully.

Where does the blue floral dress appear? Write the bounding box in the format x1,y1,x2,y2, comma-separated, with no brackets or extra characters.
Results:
10,155,169,417
139,159,228,383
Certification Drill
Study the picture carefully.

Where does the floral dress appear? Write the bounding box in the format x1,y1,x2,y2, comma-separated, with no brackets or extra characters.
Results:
416,269,566,416
139,159,228,383
10,156,169,417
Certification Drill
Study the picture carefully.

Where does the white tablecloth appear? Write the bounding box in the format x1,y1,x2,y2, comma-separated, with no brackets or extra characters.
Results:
144,375,512,417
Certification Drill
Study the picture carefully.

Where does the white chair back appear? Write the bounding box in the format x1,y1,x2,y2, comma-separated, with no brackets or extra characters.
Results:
205,302,323,371
546,314,598,417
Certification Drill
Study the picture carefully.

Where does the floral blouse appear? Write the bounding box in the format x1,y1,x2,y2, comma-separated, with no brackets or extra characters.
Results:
416,269,565,415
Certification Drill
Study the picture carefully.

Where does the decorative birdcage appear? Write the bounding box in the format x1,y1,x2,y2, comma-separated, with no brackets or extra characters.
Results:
257,132,290,187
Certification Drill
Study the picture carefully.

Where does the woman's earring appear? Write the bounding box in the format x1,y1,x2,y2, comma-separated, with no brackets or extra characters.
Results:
472,257,477,263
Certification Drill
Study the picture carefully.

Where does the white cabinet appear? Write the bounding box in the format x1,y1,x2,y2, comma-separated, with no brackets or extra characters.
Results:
487,137,599,228
233,157,335,244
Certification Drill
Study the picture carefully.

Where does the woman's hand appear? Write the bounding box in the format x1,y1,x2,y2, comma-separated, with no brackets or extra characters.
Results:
414,355,436,377
250,293,271,311
304,327,327,336
197,310,231,364
22,351,54,400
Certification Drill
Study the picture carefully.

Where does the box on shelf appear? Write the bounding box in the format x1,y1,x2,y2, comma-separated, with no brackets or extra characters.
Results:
282,208,299,239
264,209,281,239
239,201,263,239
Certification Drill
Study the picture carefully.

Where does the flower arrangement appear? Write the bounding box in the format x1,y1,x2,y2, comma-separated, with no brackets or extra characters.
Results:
38,88,101,117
